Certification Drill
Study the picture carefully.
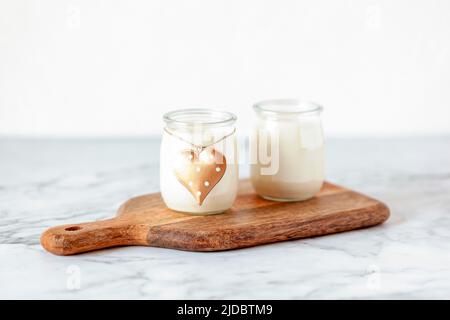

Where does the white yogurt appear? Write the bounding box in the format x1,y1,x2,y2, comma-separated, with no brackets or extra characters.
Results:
160,109,238,214
250,100,325,201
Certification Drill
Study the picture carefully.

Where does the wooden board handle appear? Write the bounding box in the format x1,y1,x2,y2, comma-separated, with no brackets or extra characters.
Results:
40,218,148,255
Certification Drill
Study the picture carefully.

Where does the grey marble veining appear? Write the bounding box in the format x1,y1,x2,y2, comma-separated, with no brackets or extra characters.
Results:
1,136,450,299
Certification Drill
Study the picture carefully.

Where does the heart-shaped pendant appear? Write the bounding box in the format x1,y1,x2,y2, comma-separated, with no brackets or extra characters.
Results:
174,148,227,205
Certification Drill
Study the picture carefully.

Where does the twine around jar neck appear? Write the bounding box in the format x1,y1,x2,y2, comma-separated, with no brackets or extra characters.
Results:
163,127,236,153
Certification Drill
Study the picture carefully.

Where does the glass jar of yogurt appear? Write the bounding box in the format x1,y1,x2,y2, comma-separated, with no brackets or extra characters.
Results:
250,99,324,201
160,109,238,214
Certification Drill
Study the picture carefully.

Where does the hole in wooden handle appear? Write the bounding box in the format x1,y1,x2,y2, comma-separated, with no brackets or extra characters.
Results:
65,226,82,231
41,219,148,255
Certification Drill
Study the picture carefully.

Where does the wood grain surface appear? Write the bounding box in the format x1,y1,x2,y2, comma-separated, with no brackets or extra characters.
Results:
40,180,390,255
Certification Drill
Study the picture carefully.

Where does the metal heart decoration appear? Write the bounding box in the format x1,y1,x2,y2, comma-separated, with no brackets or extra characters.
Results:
174,148,227,205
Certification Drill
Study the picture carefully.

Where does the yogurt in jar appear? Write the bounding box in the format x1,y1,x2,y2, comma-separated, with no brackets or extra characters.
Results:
160,109,238,215
250,99,325,201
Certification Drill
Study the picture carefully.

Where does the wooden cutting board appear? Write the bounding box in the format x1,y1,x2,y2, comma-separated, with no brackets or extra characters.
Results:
41,180,390,255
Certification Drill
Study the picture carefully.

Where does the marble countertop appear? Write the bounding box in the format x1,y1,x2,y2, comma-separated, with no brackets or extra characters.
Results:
1,136,449,299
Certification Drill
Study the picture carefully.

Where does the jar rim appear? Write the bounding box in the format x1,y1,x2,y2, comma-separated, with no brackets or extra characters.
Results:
163,108,237,128
253,99,323,117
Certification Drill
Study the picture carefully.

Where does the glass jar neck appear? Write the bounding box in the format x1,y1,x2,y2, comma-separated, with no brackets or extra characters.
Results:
163,108,236,131
253,99,322,120
163,108,236,148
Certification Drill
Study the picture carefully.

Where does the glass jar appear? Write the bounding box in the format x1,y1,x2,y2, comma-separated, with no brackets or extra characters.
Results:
160,109,238,215
250,99,324,201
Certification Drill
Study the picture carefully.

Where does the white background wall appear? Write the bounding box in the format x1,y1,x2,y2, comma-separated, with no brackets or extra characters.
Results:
1,0,449,137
